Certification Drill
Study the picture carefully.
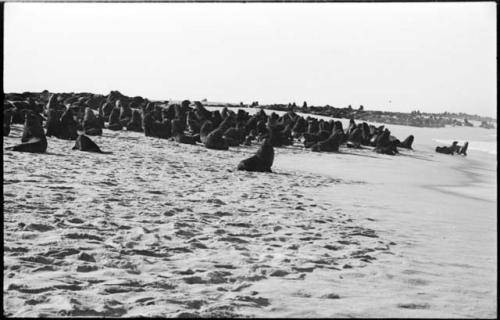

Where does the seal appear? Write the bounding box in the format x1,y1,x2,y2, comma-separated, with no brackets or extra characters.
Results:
6,111,47,153
21,111,44,142
72,134,103,153
211,110,223,128
108,107,123,131
10,101,33,124
236,109,250,123
237,138,274,172
126,109,143,132
436,141,458,155
45,109,62,138
224,123,246,147
171,118,196,145
346,127,363,148
156,120,172,139
346,118,356,137
142,112,155,137
58,107,79,140
457,141,468,156
83,107,103,135
303,130,330,148
162,104,177,121
374,129,398,155
200,120,214,145
101,101,114,119
118,101,133,127
245,116,258,133
44,93,59,114
361,122,371,145
194,101,212,122
311,131,343,152
187,111,201,134
205,126,229,150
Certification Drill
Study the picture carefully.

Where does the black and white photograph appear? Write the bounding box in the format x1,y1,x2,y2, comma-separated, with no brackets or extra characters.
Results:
2,1,497,318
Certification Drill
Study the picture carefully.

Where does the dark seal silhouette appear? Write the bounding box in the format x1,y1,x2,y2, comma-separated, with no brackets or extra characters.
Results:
205,118,232,150
21,111,44,142
142,112,155,137
397,135,414,149
346,126,363,148
311,131,343,152
126,109,143,132
83,108,103,136
107,107,123,131
171,118,196,145
374,129,398,155
436,141,458,155
59,108,79,140
237,139,274,173
6,112,47,153
200,120,214,145
72,134,103,153
118,101,133,127
45,109,62,138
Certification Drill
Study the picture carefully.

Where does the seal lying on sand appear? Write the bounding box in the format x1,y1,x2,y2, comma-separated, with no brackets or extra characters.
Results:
374,129,398,155
143,111,172,139
237,139,274,173
436,141,458,155
171,119,196,145
6,112,47,153
72,134,103,153
311,131,343,152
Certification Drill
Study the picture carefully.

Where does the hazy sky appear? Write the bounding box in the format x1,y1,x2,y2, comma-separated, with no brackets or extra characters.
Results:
4,2,497,117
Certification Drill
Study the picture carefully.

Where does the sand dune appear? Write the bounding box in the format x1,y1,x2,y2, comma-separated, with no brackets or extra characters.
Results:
3,121,496,317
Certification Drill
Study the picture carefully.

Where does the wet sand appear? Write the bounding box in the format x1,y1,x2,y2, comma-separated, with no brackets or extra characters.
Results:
3,120,496,317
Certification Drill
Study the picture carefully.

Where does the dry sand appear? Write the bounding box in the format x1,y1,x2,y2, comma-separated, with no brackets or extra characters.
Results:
3,115,497,318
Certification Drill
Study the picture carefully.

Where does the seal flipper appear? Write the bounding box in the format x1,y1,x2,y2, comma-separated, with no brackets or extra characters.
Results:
398,135,414,149
73,135,103,153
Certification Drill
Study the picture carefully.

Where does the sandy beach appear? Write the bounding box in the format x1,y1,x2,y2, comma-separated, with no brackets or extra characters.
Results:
3,108,496,318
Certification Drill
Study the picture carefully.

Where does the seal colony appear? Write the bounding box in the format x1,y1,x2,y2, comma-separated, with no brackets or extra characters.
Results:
4,91,417,172
3,91,494,318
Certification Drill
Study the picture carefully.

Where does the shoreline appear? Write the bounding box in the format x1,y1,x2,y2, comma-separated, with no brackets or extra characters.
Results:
275,143,496,317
